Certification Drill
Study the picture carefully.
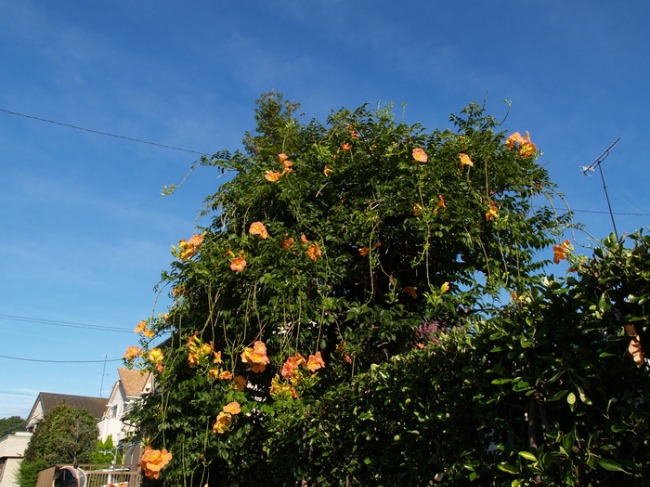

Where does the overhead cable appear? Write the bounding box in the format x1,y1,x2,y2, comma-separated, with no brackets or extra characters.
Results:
0,107,208,155
0,314,132,333
0,354,123,363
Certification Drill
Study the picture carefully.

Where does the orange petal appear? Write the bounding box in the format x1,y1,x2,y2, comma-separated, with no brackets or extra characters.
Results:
412,148,428,163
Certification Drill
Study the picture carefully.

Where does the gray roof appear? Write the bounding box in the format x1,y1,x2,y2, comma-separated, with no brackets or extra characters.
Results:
28,392,108,426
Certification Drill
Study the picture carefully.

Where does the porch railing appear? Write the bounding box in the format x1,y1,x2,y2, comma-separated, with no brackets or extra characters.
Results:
36,464,141,487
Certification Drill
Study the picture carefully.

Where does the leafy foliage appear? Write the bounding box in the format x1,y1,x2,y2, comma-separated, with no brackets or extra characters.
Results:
18,404,98,487
23,403,98,465
16,457,48,487
125,93,650,486
91,434,123,464
298,232,650,485
0,416,25,437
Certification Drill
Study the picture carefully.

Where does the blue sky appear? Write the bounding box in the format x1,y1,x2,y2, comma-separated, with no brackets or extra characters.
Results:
1,0,649,419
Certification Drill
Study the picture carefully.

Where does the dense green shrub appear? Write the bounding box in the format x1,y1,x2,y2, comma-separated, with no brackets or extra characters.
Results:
18,404,98,487
126,93,649,485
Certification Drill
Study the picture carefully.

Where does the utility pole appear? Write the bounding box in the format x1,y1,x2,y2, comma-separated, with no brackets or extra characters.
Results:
582,137,621,239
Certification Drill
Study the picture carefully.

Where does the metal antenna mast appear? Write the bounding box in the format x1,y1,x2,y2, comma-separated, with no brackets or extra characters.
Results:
582,137,621,239
100,354,108,397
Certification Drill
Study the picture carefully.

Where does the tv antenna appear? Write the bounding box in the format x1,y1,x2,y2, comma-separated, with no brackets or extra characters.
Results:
99,354,108,397
582,137,621,239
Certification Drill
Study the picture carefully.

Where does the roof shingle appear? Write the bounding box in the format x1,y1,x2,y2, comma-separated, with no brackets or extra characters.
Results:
117,368,152,398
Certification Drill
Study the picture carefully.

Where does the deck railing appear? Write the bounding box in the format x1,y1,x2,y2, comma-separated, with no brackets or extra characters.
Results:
36,464,141,487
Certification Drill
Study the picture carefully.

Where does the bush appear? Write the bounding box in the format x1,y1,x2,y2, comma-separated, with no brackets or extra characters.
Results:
124,94,650,485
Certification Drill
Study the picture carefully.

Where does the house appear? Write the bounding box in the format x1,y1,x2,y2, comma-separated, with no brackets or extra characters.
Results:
25,393,108,432
97,368,152,460
0,431,32,487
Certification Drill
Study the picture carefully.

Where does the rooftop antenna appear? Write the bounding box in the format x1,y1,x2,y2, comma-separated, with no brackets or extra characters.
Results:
99,354,108,397
581,137,621,239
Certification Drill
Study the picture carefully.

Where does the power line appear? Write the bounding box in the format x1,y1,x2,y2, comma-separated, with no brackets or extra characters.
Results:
3,109,647,218
0,314,132,334
0,107,208,156
532,206,650,218
571,208,650,217
0,354,122,364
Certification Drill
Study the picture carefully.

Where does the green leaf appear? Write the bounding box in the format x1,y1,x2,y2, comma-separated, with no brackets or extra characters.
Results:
491,378,513,385
598,292,611,313
598,459,629,473
518,451,537,462
577,386,592,405
566,392,576,405
520,336,533,348
497,462,519,475
547,389,568,402
512,379,532,392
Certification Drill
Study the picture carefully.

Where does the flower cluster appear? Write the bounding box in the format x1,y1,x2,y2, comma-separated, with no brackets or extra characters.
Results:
485,202,499,221
134,319,154,339
459,153,474,167
172,233,204,261
140,445,172,480
123,345,142,360
413,195,446,218
404,286,419,299
505,131,537,158
435,195,446,211
212,401,241,434
282,234,322,260
270,351,325,400
227,224,323,273
299,234,321,261
249,221,269,239
336,342,353,364
124,319,165,370
230,255,247,272
185,333,246,387
412,148,428,163
281,353,306,382
415,319,445,348
265,153,293,182
240,341,271,373
147,348,164,372
186,333,222,368
553,239,571,264
359,241,381,257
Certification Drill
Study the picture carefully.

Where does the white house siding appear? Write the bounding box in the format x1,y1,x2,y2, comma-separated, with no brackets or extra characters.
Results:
98,381,127,444
0,432,32,487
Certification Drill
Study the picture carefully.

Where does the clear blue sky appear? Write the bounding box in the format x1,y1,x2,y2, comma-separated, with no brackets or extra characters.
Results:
1,0,649,419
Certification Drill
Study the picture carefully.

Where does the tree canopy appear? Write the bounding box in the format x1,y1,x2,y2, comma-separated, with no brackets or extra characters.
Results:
0,416,25,437
18,403,98,487
126,93,650,486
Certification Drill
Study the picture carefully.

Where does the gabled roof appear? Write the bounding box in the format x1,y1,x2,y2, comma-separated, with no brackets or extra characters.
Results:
117,368,152,398
27,392,108,429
